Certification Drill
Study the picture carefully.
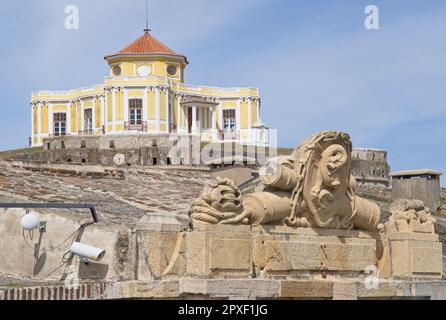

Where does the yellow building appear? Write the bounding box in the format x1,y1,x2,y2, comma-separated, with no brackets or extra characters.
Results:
30,30,268,147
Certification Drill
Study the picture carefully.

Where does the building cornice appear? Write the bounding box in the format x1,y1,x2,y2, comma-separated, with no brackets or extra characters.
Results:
104,53,189,65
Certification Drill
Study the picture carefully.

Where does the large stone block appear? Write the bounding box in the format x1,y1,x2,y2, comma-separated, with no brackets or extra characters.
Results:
279,280,333,298
186,224,252,278
179,278,280,299
209,238,250,270
333,282,358,300
389,235,443,279
135,213,187,280
253,226,377,276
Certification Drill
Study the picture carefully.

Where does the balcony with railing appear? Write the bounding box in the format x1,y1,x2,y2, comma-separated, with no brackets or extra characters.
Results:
31,84,103,101
104,76,259,97
78,129,95,136
218,130,240,141
124,121,148,132
48,133,67,138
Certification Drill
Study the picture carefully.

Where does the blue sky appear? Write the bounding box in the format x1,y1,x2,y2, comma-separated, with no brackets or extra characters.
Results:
0,0,445,183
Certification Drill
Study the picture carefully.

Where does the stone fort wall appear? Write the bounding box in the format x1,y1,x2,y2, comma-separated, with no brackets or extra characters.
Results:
17,136,391,188
23,134,208,167
351,148,390,187
18,135,266,169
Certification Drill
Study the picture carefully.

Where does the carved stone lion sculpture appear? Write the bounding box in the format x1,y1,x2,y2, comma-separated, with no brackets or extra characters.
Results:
190,177,249,225
190,131,381,231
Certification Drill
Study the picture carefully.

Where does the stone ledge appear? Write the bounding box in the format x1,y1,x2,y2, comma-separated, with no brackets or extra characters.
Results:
387,232,439,242
2,279,446,300
280,280,333,298
254,225,379,240
179,278,279,299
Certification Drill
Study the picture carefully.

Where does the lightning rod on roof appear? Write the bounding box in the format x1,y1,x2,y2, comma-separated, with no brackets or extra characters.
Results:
144,0,151,33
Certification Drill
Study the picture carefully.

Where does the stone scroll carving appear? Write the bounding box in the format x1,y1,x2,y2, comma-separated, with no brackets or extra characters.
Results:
190,131,381,231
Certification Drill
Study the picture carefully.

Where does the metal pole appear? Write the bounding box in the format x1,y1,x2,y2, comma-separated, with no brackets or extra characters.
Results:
0,203,99,223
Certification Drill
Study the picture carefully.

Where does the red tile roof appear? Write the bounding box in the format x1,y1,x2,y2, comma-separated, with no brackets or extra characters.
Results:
105,31,179,58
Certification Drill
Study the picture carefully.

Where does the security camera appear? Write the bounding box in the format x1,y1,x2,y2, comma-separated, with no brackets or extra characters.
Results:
69,242,106,263
21,211,46,232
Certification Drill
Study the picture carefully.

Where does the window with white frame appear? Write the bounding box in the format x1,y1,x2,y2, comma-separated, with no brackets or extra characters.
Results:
53,113,66,136
223,109,236,131
84,109,93,132
129,99,142,124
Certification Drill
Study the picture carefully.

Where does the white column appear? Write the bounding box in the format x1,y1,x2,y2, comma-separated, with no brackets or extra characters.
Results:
192,105,197,132
256,99,260,121
177,95,182,132
80,100,85,131
37,103,42,143
236,99,241,143
165,88,169,133
211,107,217,130
236,99,241,131
143,87,148,123
48,103,53,136
112,88,117,132
66,102,71,134
100,95,105,133
247,98,252,143
202,108,205,129
218,100,223,130
211,106,217,141
123,89,129,123
104,91,108,133
169,94,174,132
30,104,34,145
156,86,160,132
248,98,252,130
92,98,96,132
75,101,79,133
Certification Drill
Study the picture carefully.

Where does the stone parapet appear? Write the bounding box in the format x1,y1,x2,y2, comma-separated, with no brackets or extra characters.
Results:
184,224,378,279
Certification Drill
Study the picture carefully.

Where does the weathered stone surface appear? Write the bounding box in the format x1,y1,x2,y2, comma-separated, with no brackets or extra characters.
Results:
256,225,378,239
350,148,390,187
185,224,378,279
3,278,446,300
413,281,446,300
390,239,442,279
179,278,279,298
136,280,180,298
279,280,333,298
186,225,252,278
381,199,444,280
135,213,187,280
253,227,377,275
136,230,186,280
210,238,251,270
0,208,135,281
356,281,409,299
387,232,439,242
333,282,358,300
136,212,187,232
